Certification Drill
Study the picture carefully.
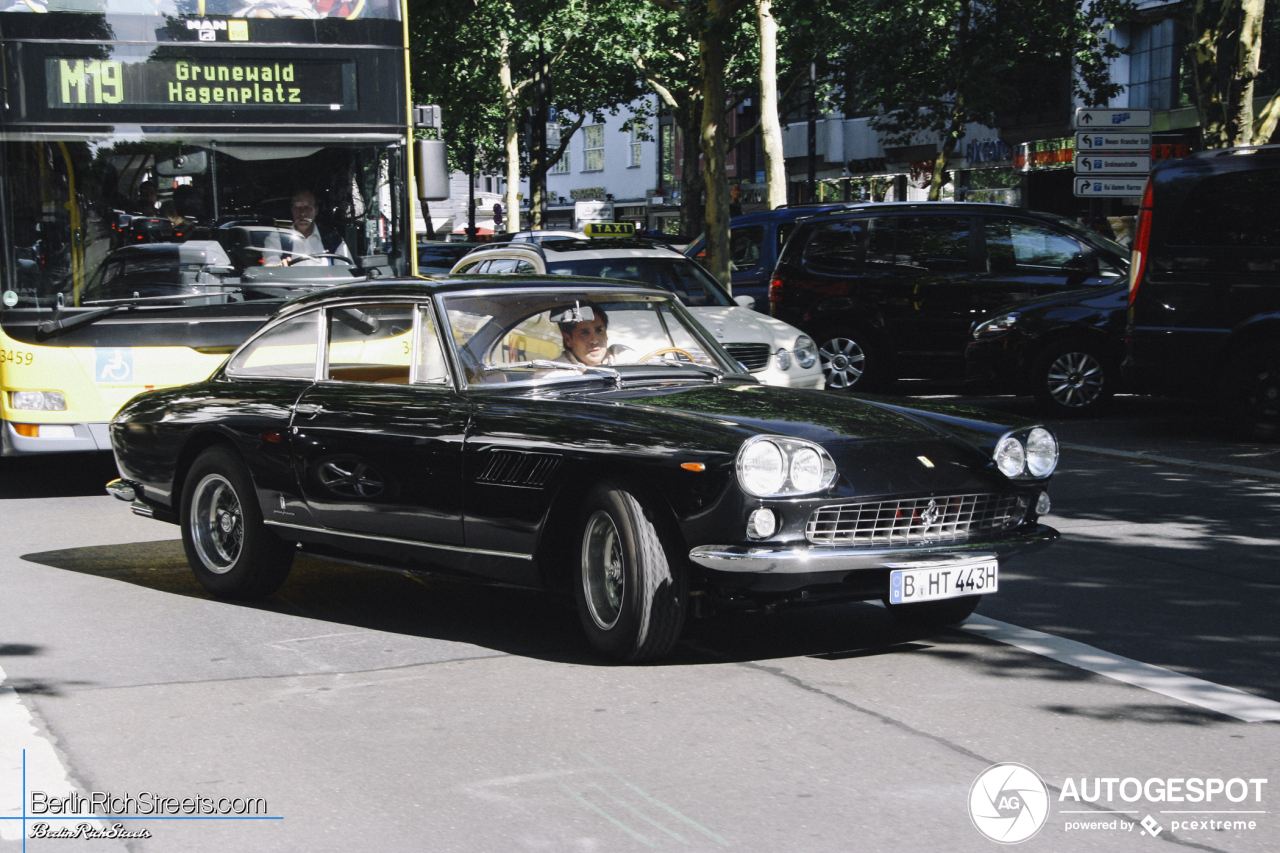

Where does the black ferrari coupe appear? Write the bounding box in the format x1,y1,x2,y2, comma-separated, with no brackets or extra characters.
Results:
107,277,1059,662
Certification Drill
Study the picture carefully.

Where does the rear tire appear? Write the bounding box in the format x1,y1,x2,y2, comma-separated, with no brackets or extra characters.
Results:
1223,341,1280,440
1031,339,1114,416
818,329,887,391
884,595,981,626
573,483,687,663
181,446,294,599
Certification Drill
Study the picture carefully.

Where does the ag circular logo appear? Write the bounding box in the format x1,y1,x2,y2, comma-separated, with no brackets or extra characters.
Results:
969,763,1050,843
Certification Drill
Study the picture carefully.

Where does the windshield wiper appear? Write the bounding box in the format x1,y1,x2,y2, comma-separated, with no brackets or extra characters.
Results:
37,292,231,337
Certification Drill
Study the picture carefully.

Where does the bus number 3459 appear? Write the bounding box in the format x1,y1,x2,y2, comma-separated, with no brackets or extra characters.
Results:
0,349,35,365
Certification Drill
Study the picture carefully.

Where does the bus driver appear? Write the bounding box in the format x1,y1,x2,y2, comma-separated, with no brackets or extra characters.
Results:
266,189,351,266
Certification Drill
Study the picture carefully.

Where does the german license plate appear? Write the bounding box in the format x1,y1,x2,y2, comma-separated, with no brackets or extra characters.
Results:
887,559,998,604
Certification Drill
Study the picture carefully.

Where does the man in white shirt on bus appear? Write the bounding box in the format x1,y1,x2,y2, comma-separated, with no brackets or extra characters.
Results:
265,189,351,266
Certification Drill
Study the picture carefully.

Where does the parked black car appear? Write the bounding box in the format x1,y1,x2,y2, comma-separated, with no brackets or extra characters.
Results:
965,279,1130,415
106,277,1059,662
769,202,1130,391
1125,146,1280,439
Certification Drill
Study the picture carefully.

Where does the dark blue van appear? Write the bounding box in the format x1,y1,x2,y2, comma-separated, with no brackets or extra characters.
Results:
685,204,851,311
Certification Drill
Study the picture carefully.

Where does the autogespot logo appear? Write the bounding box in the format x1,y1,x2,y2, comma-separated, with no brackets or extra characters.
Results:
969,763,1051,843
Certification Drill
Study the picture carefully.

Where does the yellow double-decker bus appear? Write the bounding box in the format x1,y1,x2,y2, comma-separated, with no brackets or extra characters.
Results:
0,0,424,455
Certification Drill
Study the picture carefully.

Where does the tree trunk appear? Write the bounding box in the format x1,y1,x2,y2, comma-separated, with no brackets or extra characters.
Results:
1231,0,1265,146
677,106,705,241
1189,0,1230,148
498,33,520,234
929,0,969,201
699,3,733,286
756,0,786,210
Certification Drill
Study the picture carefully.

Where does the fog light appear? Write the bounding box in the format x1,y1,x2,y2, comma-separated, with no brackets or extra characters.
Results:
1035,492,1051,515
746,507,778,539
775,349,792,370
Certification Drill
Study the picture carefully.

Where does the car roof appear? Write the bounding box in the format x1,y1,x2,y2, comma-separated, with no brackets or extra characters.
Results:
271,275,670,320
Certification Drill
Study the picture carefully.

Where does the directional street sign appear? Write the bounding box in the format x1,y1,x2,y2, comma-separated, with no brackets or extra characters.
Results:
1076,131,1152,151
1073,108,1152,129
1074,154,1152,175
1074,178,1148,197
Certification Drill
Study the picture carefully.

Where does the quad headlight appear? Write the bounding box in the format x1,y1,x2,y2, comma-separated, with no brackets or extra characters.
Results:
993,427,1059,479
737,435,837,497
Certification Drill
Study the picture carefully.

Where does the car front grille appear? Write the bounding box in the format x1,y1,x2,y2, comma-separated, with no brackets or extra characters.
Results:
805,493,1025,546
723,342,772,372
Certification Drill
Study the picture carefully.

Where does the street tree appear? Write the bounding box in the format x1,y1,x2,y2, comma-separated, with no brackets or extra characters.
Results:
834,0,1129,200
1188,0,1280,147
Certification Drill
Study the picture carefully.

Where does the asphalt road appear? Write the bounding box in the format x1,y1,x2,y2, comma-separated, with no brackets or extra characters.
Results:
1,393,1277,852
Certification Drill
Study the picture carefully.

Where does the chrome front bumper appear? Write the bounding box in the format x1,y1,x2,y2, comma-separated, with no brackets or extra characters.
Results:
688,524,1058,574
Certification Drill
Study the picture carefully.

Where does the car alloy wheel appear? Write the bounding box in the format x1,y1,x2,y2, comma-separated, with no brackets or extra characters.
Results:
581,510,626,630
190,473,244,574
1044,350,1105,408
819,336,866,389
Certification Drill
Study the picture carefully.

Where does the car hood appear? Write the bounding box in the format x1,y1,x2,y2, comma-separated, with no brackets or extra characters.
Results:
575,383,1004,495
688,305,803,346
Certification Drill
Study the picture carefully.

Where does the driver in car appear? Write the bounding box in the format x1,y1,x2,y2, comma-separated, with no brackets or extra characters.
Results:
553,303,631,367
266,189,351,266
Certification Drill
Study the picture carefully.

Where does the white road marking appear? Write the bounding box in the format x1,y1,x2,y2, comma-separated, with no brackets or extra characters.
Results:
962,615,1280,723
0,664,102,840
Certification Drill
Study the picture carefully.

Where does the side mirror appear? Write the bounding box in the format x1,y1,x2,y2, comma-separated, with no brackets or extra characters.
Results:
734,294,755,309
415,139,450,201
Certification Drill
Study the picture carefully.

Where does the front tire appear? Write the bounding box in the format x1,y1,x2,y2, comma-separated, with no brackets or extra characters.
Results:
884,595,981,626
818,329,886,391
1032,340,1114,416
1223,341,1280,440
181,446,294,599
573,483,687,663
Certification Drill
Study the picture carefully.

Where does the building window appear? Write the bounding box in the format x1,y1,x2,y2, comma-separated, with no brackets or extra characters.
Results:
551,155,570,174
1129,20,1177,111
549,123,569,173
583,124,604,171
630,126,643,168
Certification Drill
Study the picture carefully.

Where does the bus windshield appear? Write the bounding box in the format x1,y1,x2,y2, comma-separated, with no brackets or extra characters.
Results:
1,135,408,316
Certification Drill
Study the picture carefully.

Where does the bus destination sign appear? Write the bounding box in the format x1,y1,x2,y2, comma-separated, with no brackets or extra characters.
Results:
47,57,356,110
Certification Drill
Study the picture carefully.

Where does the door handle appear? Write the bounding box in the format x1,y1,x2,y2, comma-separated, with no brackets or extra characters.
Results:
295,403,322,416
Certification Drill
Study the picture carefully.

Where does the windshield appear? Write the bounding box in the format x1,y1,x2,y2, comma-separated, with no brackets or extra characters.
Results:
543,257,733,307
1,135,407,319
441,289,738,388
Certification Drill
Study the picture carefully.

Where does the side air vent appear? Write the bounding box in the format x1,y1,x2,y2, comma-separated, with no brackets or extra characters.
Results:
475,449,562,488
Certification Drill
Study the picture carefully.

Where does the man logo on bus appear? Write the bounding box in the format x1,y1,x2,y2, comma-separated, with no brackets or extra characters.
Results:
96,348,133,383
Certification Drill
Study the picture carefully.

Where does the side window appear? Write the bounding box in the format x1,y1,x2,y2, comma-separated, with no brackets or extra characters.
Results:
729,225,764,270
325,304,414,384
984,218,1085,272
226,311,319,379
513,260,539,274
454,259,483,274
1168,168,1280,246
484,259,520,274
416,303,452,386
893,216,973,272
802,220,866,274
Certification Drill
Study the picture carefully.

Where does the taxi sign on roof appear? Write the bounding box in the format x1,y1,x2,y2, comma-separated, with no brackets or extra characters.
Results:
583,222,636,238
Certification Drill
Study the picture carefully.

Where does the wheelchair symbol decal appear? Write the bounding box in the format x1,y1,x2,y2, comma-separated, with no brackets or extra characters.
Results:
95,348,134,383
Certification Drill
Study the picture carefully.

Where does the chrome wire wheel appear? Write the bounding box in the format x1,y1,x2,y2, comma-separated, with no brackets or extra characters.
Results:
819,336,866,389
581,510,626,630
190,473,244,574
1044,350,1105,408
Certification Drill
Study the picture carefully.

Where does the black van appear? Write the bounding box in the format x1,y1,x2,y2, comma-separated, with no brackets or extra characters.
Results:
1125,147,1280,438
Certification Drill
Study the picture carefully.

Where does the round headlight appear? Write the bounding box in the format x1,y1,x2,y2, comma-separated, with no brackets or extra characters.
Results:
740,439,785,495
775,349,792,370
994,436,1026,477
789,447,824,492
794,336,817,369
1025,428,1058,477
